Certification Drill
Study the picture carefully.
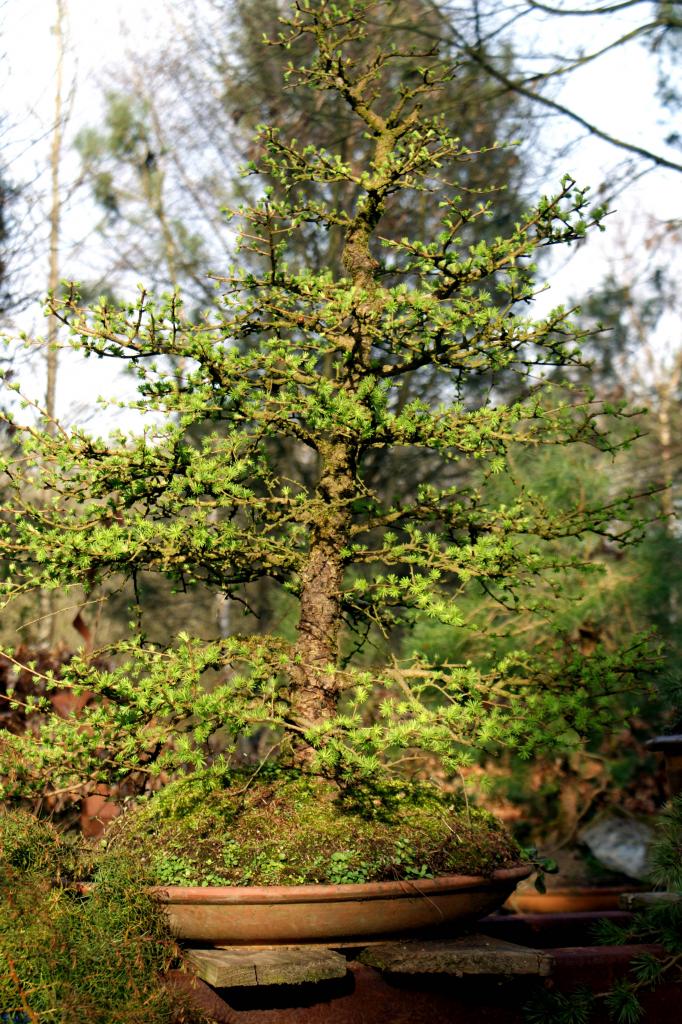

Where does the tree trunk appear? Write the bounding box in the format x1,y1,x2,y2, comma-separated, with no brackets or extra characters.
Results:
39,0,66,649
656,359,681,626
289,125,384,752
46,0,65,429
656,351,680,532
290,443,354,734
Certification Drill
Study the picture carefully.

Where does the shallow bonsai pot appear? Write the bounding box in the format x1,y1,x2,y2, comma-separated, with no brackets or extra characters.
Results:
153,865,531,945
504,884,638,915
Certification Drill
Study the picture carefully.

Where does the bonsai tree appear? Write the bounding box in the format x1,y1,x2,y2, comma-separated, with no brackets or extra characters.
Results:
0,1,655,865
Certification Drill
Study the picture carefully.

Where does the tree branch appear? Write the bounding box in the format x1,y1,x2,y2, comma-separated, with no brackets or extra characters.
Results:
525,0,652,16
418,0,682,174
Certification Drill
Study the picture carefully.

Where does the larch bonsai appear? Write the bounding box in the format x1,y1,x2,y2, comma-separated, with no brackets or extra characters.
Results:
0,1,655,854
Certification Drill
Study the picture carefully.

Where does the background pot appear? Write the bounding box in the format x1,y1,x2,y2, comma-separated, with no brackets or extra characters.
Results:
505,884,638,915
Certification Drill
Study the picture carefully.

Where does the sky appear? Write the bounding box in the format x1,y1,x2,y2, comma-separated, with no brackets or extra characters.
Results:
1,0,680,430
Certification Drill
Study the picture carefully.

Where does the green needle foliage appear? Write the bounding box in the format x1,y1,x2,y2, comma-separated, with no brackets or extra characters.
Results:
649,795,682,892
0,0,659,803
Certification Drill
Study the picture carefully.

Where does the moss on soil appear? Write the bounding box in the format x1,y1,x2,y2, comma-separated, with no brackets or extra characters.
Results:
101,771,521,887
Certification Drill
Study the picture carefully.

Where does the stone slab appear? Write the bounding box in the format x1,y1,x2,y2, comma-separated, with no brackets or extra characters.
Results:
358,934,553,977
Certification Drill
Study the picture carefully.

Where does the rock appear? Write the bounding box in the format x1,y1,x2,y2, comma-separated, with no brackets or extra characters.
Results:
359,935,553,977
579,813,655,881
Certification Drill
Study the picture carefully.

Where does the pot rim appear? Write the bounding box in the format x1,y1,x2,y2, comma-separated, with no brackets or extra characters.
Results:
150,864,531,905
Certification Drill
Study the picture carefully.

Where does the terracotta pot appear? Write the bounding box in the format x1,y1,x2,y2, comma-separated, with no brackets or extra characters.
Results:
79,784,121,838
154,865,531,945
505,885,637,915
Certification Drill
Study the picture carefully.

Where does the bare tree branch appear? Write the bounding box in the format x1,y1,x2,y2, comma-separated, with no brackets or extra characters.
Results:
464,44,682,173
525,0,654,16
517,21,663,84
422,0,682,174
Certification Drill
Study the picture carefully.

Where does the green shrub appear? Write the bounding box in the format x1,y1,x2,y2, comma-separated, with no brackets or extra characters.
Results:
648,794,682,892
0,809,72,877
525,799,682,1023
0,813,202,1024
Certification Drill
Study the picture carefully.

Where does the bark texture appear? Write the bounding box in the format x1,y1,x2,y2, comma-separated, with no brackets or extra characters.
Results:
291,444,354,732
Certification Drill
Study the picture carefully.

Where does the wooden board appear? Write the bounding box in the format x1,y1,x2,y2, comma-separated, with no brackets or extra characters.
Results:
359,934,553,977
186,946,348,988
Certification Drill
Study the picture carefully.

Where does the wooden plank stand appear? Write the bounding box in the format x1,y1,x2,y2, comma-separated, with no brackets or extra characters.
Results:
186,945,348,988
